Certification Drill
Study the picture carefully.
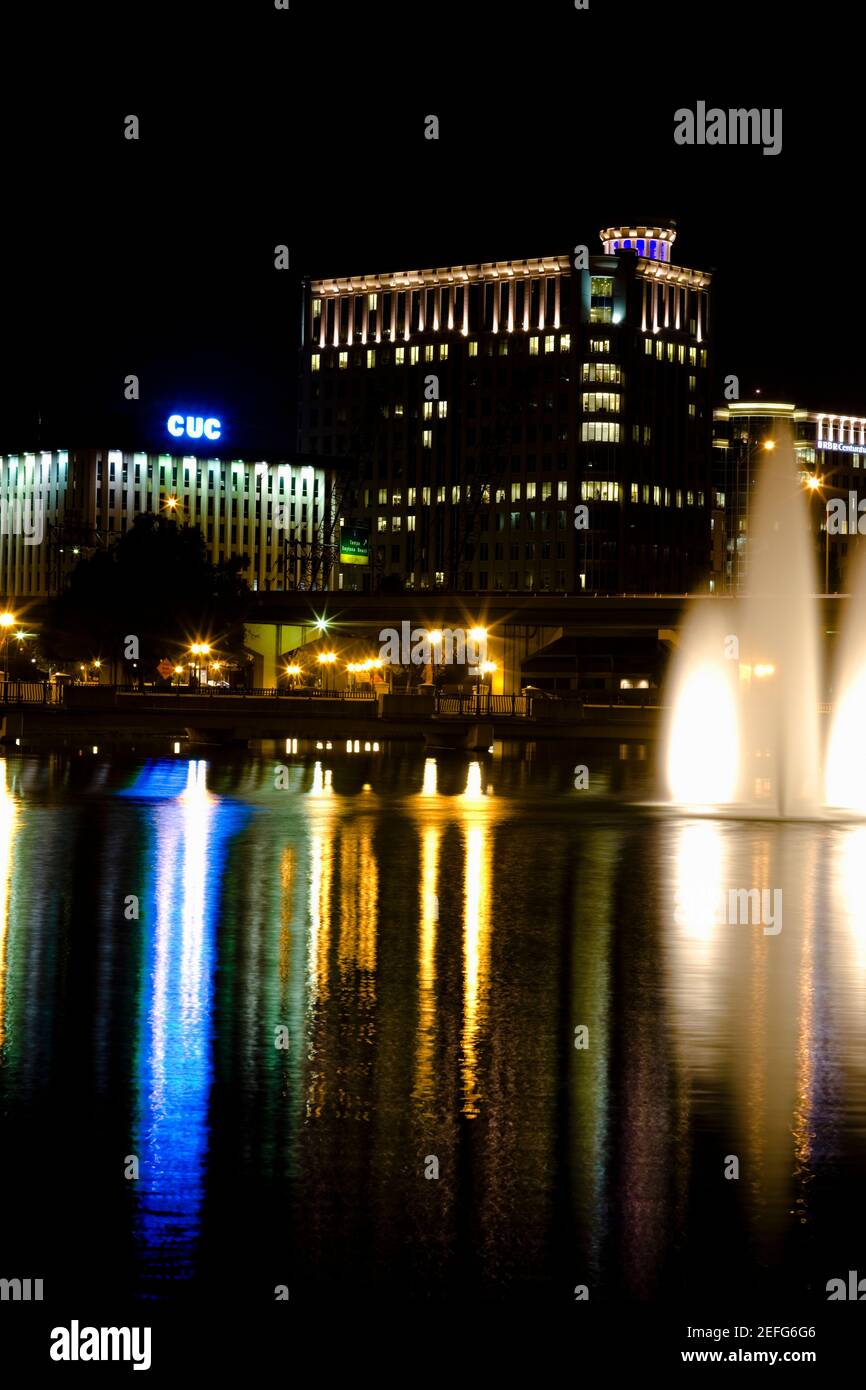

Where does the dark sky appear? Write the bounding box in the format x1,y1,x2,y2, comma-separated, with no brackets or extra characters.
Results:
1,2,859,457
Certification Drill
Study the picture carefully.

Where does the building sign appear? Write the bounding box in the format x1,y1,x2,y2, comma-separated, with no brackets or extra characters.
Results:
819,439,863,454
340,524,370,565
167,414,222,441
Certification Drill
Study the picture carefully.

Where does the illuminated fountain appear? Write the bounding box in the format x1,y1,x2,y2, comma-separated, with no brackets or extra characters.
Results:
665,431,821,817
825,544,866,815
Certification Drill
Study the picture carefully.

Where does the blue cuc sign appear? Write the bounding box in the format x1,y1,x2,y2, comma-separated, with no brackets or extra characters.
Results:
167,414,222,441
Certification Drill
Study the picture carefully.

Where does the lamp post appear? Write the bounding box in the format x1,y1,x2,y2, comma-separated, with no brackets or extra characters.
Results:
804,472,845,595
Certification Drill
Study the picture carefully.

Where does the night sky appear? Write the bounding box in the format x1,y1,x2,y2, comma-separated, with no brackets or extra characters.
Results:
0,4,857,457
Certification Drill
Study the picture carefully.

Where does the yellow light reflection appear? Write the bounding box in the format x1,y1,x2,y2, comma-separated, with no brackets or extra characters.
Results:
0,759,19,1049
413,825,441,1112
667,664,738,805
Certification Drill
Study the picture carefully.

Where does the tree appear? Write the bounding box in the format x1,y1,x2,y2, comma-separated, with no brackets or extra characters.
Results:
45,514,250,680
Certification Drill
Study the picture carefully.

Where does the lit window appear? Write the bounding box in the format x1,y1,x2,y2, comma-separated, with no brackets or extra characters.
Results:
544,335,555,354
556,481,567,500
312,297,322,316
469,341,478,357
688,403,696,417
407,514,416,531
526,481,536,500
410,346,419,365
700,349,707,368
311,353,321,371
687,490,694,505
581,393,621,413
689,347,697,365
423,429,432,448
678,345,685,364
590,338,610,353
425,345,434,362
590,306,612,324
392,516,401,531
394,403,404,416
378,488,387,504
591,276,613,297
423,402,433,420
581,422,621,443
395,347,405,365
439,344,449,360
436,486,446,503
653,485,661,505
377,517,387,531
368,293,378,309
422,486,431,505
676,489,683,508
689,374,696,392
367,349,376,368
560,333,571,351
452,485,461,503
644,337,653,356
656,340,664,360
529,337,539,356
499,339,509,356
511,483,521,502
630,482,638,503
667,342,675,362
408,487,416,505
391,491,402,507
438,401,448,417
339,351,348,369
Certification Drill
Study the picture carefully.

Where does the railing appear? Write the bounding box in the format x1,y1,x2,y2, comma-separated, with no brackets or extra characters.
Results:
1,681,62,705
434,692,530,718
113,686,377,701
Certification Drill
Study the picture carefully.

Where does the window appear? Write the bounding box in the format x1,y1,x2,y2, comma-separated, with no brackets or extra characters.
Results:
439,344,449,360
436,486,446,502
422,487,431,504
560,333,571,351
678,345,685,364
656,340,664,360
529,337,539,356
589,338,610,353
423,402,433,420
544,335,555,354
511,483,521,501
438,401,448,418
339,351,348,369
689,346,697,365
395,347,405,365
469,340,478,357
526,481,536,500
581,392,621,413
410,346,419,365
644,337,652,356
653,485,661,505
689,374,696,392
452,485,461,503
582,363,622,383
312,353,321,371
700,349,707,368
630,482,638,503
667,342,675,362
377,517,387,531
367,349,376,368
425,345,434,362
312,297,322,316
368,293,378,309
392,516,401,532
581,422,620,442
556,480,567,500
423,429,432,448
580,481,620,501
688,404,696,417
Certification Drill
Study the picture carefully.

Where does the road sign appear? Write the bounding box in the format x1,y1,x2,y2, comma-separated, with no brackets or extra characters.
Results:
157,659,175,680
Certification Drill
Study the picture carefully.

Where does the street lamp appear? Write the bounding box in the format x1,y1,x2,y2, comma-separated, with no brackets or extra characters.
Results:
316,651,337,691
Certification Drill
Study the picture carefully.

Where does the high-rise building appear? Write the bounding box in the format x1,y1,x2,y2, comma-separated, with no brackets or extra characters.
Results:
298,222,714,595
0,447,330,599
713,401,866,593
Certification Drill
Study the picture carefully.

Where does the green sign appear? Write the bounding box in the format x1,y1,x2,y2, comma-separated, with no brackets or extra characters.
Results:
340,525,370,566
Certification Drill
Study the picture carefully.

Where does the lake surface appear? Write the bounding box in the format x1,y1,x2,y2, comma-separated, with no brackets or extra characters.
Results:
1,741,865,1308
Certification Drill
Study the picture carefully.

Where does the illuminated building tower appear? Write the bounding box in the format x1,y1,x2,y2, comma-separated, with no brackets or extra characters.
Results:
713,401,866,593
297,221,714,594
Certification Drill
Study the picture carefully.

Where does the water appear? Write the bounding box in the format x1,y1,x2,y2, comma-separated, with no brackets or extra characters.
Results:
2,742,866,1309
666,432,821,816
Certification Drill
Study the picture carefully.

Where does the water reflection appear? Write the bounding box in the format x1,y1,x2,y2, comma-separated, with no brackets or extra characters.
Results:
1,746,866,1304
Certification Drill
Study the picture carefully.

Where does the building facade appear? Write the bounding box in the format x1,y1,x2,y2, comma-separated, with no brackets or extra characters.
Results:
298,222,714,595
713,401,866,593
0,448,331,599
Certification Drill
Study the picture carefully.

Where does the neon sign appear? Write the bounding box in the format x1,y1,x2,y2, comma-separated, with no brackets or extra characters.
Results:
167,415,222,441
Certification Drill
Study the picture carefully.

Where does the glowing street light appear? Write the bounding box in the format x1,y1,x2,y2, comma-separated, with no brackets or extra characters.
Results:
1,610,17,682
763,440,776,452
